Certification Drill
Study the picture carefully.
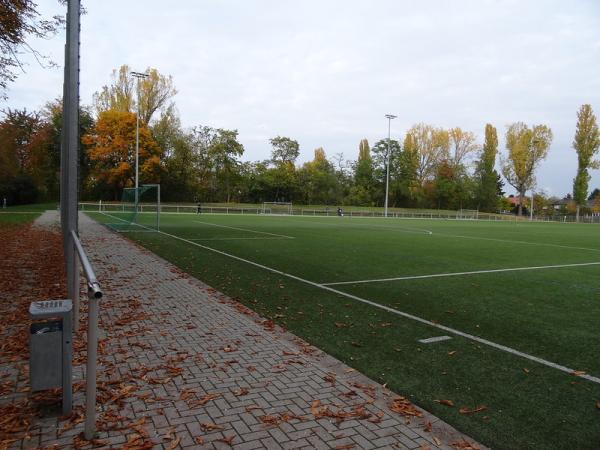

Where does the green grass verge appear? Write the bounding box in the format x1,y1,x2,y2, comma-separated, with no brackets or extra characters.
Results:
89,212,600,449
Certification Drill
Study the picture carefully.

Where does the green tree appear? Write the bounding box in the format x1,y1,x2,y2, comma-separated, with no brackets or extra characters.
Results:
268,136,299,201
501,122,553,216
42,100,95,199
297,147,338,205
208,129,244,203
572,104,600,220
475,124,501,212
371,138,401,206
348,139,375,205
398,134,420,206
269,136,300,165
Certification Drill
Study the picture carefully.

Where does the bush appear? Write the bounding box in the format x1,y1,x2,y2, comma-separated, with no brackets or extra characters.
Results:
0,174,39,206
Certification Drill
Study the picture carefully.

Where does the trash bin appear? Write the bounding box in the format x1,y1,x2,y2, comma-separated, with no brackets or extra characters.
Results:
29,299,73,414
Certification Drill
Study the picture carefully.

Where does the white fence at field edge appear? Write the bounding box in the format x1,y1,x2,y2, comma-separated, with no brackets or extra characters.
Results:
78,202,600,224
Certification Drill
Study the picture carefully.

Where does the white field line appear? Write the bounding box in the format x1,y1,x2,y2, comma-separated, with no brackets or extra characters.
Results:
193,220,295,239
321,261,600,286
96,212,600,385
307,220,433,235
437,232,600,254
188,236,291,241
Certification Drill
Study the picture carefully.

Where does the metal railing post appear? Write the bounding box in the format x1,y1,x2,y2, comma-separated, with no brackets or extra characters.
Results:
71,231,103,440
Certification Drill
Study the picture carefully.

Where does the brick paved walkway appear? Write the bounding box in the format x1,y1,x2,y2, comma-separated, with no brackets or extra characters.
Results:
6,212,484,449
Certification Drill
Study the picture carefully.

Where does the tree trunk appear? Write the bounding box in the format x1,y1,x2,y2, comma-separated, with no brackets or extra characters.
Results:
576,204,580,222
518,191,524,216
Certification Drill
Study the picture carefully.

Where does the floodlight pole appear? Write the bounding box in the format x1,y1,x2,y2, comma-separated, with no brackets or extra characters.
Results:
131,71,148,208
384,114,397,218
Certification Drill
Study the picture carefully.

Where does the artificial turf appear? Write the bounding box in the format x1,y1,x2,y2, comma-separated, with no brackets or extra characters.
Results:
89,211,600,449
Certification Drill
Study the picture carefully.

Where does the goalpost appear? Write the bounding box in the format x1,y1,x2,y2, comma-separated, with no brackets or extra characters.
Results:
456,209,479,220
104,184,161,231
262,201,293,215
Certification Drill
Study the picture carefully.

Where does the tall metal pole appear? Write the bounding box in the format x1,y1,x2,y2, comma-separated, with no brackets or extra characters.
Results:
62,0,80,332
530,189,534,221
131,71,148,208
384,114,397,218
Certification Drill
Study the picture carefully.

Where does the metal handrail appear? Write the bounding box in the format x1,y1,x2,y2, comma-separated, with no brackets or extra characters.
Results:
70,230,102,440
71,230,102,300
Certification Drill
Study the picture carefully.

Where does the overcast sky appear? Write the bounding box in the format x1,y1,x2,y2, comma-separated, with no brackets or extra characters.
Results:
6,0,600,197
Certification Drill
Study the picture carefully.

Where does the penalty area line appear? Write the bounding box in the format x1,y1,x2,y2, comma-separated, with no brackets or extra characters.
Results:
112,215,598,385
322,261,600,286
188,236,292,241
193,220,295,239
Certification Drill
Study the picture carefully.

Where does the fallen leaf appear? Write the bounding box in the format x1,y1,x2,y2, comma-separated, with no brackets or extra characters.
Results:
216,435,235,446
166,436,181,450
448,351,456,356
434,399,454,407
523,368,530,373
459,405,487,414
389,397,423,417
433,436,441,445
200,422,223,431
234,387,249,396
571,370,587,376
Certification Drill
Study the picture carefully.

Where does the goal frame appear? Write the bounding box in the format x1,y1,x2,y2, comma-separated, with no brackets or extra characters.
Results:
456,208,479,220
262,201,293,215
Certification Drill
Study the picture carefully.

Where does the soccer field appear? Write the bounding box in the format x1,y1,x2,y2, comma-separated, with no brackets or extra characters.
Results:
90,211,600,449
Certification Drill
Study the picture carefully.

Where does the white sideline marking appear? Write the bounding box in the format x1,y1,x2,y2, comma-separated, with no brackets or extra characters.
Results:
188,237,291,241
193,220,295,239
96,211,600,385
321,261,600,286
418,336,452,344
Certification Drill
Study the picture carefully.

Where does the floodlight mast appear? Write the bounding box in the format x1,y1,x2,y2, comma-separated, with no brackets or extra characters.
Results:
131,71,149,208
384,114,397,218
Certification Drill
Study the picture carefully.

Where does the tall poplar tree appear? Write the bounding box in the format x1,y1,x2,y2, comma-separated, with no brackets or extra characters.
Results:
502,123,553,216
572,104,600,220
475,124,500,212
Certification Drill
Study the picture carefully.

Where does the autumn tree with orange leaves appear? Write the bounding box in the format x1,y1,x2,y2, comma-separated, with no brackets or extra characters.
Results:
83,110,161,199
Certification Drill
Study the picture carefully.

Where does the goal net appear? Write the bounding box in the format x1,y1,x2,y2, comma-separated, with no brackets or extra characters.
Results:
105,184,160,231
262,202,293,215
456,209,479,220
